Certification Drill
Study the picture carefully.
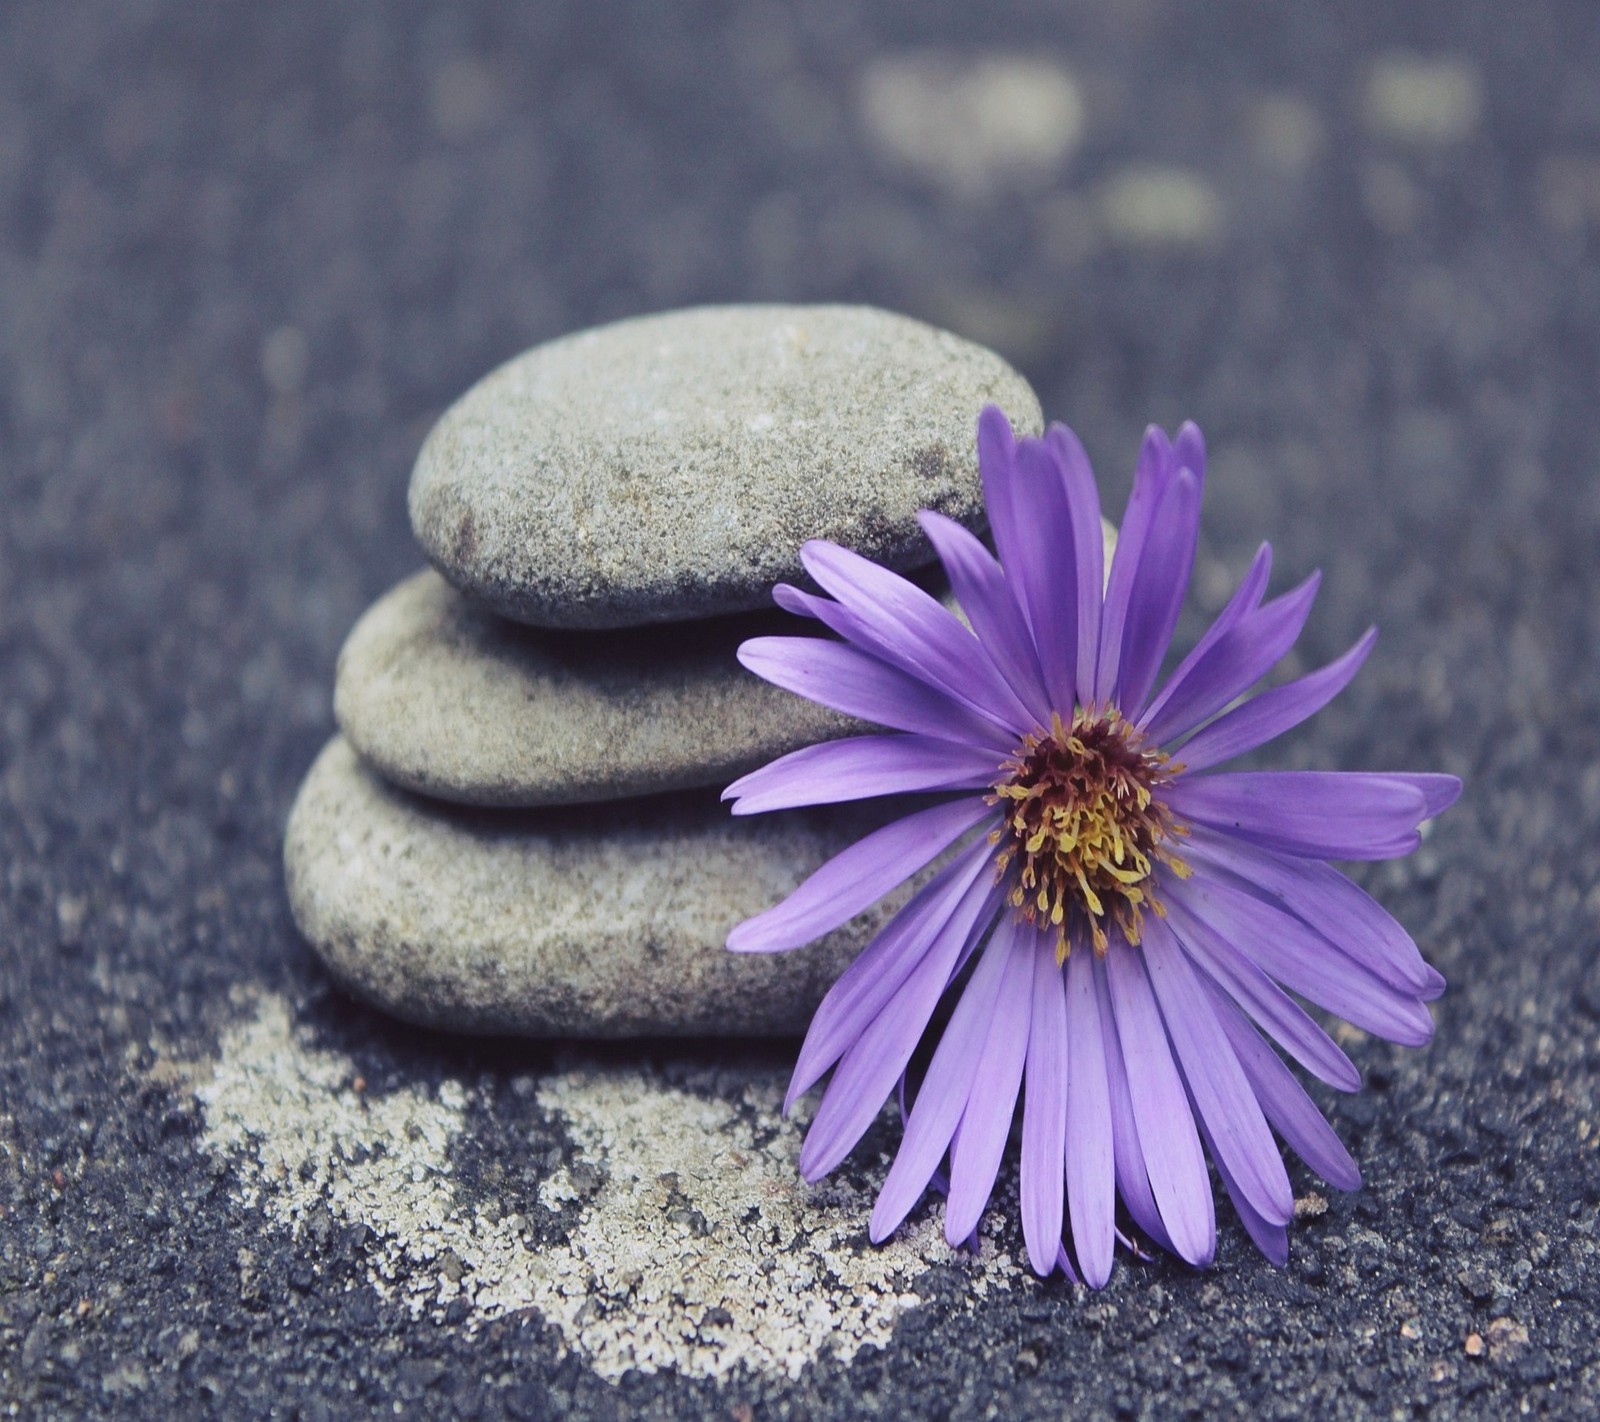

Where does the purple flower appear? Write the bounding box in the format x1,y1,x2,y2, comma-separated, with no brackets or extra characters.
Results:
723,406,1460,1284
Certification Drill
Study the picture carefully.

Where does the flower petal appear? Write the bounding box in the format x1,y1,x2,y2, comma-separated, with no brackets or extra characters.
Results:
772,579,1030,743
1171,421,1206,486
1143,918,1294,1226
1164,770,1430,860
738,634,1012,751
978,408,1103,715
1210,989,1362,1192
1092,954,1174,1254
1103,940,1216,1267
1169,875,1435,1046
1112,463,1203,715
1052,1242,1083,1284
1095,426,1174,706
946,922,1036,1244
918,510,1052,725
801,540,1034,734
1384,773,1462,819
1183,829,1442,997
724,735,1000,814
1064,943,1116,1286
1002,437,1085,711
978,407,1048,658
1193,1107,1290,1267
1133,542,1272,722
796,877,1004,1180
1021,930,1069,1276
1163,889,1362,1091
1175,628,1378,773
771,583,823,620
870,921,1021,1243
976,404,1021,547
1141,572,1322,746
788,836,997,1111
1045,423,1107,705
728,797,994,954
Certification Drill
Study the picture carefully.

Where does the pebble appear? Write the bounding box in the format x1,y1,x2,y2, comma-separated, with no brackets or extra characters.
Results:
408,304,1040,628
284,738,941,1038
334,570,864,807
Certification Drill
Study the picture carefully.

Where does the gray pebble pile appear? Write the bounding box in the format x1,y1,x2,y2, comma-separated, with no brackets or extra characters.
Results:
284,303,1042,1036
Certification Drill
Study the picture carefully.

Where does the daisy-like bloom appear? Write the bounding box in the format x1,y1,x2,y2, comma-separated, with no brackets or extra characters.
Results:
723,406,1460,1283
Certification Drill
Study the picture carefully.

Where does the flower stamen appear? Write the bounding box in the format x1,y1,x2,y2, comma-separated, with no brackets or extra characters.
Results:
988,710,1187,963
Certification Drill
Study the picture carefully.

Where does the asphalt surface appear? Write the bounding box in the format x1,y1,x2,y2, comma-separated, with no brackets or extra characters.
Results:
4,1,1600,1417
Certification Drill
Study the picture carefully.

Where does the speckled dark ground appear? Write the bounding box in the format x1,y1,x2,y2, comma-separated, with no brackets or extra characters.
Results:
4,1,1600,1417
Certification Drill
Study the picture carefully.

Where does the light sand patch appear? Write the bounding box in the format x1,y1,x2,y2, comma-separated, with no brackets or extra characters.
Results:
194,994,1020,1380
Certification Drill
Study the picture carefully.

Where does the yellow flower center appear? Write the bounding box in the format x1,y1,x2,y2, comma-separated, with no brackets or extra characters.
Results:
990,709,1189,962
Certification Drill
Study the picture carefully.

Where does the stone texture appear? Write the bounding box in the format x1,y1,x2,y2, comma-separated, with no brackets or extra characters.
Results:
407,304,1041,628
333,569,864,807
283,737,934,1038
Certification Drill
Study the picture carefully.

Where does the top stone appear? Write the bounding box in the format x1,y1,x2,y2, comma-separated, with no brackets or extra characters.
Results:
408,304,1041,628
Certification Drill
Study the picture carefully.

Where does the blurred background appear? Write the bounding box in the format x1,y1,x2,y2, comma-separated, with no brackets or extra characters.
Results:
6,2,1592,714
5,1,1600,1416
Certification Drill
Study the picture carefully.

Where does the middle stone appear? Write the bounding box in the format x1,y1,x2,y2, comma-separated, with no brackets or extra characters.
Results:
334,569,868,807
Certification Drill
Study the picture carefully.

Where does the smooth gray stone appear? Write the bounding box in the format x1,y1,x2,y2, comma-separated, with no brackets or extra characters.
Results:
408,304,1041,628
284,737,936,1038
333,570,865,807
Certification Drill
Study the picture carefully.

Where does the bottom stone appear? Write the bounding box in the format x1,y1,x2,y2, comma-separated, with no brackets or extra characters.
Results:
284,737,930,1038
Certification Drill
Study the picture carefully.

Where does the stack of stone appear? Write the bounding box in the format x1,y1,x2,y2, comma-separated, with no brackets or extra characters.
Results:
283,305,1042,1038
